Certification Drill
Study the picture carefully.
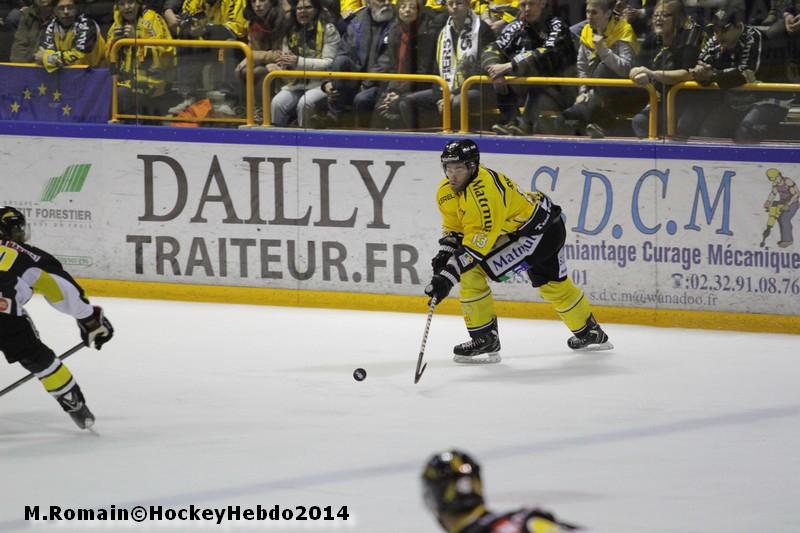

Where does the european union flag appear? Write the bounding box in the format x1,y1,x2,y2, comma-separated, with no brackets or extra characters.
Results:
0,65,111,123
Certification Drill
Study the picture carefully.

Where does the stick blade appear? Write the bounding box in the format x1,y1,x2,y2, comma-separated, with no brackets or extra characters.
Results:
414,362,428,384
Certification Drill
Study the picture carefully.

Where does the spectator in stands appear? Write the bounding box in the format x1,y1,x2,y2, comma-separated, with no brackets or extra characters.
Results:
167,0,247,116
373,0,436,129
309,0,394,128
106,0,176,117
398,0,495,130
2,0,31,34
557,0,638,138
568,0,641,48
339,0,362,20
82,0,116,31
763,1,800,86
178,0,247,37
676,4,791,141
235,0,286,121
483,0,577,135
338,0,364,32
269,0,340,126
616,0,651,35
9,0,52,62
318,0,342,26
477,0,519,35
773,1,800,36
757,0,790,25
628,0,704,137
35,0,106,72
422,0,449,34
163,0,184,33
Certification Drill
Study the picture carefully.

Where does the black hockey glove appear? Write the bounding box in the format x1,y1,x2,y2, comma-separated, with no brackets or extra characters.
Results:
424,262,460,305
77,306,114,350
431,232,462,272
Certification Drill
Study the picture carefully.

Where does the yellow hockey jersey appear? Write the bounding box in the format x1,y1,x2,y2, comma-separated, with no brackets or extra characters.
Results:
107,9,176,96
436,165,540,260
182,0,247,39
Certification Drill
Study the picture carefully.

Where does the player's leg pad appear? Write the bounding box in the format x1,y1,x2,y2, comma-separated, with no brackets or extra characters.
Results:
459,268,495,332
33,357,77,398
538,279,592,332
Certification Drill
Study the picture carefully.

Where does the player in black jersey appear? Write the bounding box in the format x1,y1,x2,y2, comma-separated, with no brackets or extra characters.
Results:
422,449,587,532
0,206,113,430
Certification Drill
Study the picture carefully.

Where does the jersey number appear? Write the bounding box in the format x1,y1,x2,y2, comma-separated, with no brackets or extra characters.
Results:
0,245,20,271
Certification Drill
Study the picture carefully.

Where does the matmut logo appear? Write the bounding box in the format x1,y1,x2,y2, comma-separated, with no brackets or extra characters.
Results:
488,235,542,277
40,164,91,202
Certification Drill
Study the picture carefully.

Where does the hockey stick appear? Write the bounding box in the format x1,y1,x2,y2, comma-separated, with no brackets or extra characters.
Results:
414,298,436,384
0,342,85,398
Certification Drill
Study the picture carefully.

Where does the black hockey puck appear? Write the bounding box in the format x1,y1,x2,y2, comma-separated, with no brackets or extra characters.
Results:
353,368,367,382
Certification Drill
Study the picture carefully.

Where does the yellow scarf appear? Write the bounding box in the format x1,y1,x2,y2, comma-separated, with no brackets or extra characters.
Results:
288,19,324,59
579,16,639,59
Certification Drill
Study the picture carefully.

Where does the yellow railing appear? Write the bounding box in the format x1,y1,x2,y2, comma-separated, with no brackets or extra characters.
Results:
108,38,254,126
459,75,660,139
0,63,91,68
262,71,452,131
17,55,800,142
666,81,800,138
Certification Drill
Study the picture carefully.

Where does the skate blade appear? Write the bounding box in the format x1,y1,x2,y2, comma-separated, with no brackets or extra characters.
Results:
453,353,501,364
573,342,614,352
71,414,95,430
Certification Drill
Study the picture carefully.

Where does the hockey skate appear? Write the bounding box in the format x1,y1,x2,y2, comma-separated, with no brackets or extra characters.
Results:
567,315,613,351
453,330,501,364
57,388,95,430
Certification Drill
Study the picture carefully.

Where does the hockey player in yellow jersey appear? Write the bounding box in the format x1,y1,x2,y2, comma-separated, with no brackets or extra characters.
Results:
0,207,113,429
424,139,611,363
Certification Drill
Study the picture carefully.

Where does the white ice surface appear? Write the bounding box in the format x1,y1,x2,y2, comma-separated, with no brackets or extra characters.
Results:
1,297,799,532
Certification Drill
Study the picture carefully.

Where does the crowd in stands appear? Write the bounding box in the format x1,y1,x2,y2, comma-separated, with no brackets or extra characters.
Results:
1,0,799,140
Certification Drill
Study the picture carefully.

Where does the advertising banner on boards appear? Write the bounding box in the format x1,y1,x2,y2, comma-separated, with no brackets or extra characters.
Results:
1,133,798,316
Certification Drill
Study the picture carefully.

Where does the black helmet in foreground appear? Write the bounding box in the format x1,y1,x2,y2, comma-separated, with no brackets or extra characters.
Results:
0,206,29,243
422,449,484,518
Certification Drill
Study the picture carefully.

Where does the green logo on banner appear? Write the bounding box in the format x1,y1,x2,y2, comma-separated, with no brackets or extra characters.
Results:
40,164,91,202
55,255,93,267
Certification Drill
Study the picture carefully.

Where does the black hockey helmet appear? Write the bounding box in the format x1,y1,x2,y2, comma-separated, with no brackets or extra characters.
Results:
0,206,29,243
441,139,479,166
421,449,484,518
441,139,480,181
